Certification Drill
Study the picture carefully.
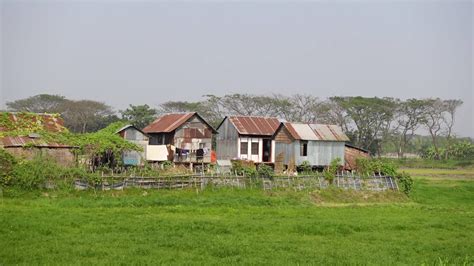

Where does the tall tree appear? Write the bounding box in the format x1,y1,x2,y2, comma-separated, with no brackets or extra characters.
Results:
217,94,279,117
6,94,67,113
394,99,429,158
159,100,218,127
422,98,446,160
330,96,397,154
120,104,157,129
278,94,326,123
442,99,463,159
62,100,115,133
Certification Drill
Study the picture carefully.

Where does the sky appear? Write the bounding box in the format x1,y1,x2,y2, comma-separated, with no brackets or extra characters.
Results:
1,0,473,137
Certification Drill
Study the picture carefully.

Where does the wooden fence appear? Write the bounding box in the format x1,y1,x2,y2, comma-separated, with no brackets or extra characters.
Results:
74,172,398,192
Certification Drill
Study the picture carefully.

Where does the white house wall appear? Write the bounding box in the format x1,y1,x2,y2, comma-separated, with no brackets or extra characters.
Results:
237,137,274,163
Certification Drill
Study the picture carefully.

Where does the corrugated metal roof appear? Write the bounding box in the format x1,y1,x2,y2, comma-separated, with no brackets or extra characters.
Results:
281,122,349,141
143,112,217,134
0,112,66,133
115,124,148,136
309,124,350,141
327,125,351,141
286,123,319,141
143,113,195,133
0,112,73,148
228,116,280,136
0,136,75,148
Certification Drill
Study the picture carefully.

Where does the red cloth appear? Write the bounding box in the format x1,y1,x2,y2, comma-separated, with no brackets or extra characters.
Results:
211,150,217,163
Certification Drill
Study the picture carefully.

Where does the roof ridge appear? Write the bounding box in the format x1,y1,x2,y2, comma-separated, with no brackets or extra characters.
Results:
228,115,279,119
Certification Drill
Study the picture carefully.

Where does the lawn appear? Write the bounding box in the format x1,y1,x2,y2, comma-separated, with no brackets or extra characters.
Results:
0,170,473,264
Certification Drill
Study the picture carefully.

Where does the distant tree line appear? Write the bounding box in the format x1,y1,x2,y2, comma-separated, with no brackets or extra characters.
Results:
5,93,469,159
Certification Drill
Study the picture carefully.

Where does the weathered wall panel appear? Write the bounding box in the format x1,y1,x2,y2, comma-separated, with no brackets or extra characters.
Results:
4,147,75,166
344,145,370,170
294,141,345,166
274,127,293,144
216,118,239,160
275,142,294,165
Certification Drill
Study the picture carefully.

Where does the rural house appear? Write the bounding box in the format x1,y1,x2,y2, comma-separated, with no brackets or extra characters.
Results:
216,116,280,163
0,112,76,166
273,122,349,169
116,125,149,166
143,112,217,165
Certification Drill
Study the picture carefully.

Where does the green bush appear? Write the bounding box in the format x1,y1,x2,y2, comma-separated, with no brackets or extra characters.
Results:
231,160,257,178
421,141,474,160
323,158,341,184
5,154,94,190
0,148,17,187
298,161,312,174
355,158,397,176
11,156,64,190
257,164,274,179
160,160,173,170
356,157,414,195
396,171,413,195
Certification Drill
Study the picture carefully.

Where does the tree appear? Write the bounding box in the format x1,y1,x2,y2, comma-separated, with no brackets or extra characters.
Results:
120,104,157,129
159,97,223,128
394,99,429,158
6,94,67,113
61,100,115,133
277,94,326,123
331,96,397,154
217,94,280,117
422,98,446,160
442,99,463,159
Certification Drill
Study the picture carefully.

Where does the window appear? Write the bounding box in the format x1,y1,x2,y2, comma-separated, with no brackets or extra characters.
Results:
240,142,248,155
251,142,259,155
300,141,308,156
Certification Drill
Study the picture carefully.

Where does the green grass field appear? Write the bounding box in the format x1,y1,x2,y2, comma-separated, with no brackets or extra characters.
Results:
1,169,473,264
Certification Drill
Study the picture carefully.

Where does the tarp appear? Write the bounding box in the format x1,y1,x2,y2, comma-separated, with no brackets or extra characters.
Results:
146,145,169,161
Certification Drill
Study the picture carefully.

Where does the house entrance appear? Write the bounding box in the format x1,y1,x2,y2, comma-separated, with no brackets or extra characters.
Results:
262,139,272,162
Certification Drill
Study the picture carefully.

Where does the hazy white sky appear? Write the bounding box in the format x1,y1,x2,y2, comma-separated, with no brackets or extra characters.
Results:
1,0,473,136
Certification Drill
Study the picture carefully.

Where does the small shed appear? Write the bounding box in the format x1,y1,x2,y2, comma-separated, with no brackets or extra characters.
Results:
344,143,370,170
0,112,76,166
115,125,149,166
273,122,350,168
216,116,281,163
143,112,217,164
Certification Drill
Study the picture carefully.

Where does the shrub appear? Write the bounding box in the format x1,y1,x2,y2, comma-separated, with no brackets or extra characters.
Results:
298,161,312,174
257,164,274,179
323,158,341,184
11,156,64,190
355,158,397,176
231,160,257,178
356,157,413,195
396,171,413,195
0,148,17,187
6,154,94,190
160,160,173,170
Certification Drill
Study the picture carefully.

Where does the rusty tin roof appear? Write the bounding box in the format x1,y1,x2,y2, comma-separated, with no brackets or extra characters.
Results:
225,116,281,136
0,136,75,148
143,112,217,134
0,112,66,133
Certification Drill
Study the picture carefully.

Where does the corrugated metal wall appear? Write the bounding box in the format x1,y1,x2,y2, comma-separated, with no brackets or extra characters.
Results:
124,128,148,141
275,141,345,166
275,142,294,165
294,141,345,166
216,118,239,160
122,128,148,165
174,118,213,150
